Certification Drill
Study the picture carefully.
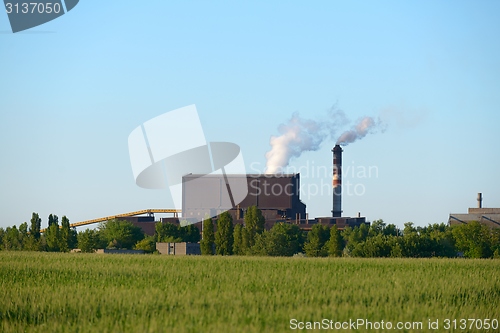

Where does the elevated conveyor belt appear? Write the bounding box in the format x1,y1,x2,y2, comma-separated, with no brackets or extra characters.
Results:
41,209,181,232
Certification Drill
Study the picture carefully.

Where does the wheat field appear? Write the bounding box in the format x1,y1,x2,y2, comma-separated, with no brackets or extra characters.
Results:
1,252,499,332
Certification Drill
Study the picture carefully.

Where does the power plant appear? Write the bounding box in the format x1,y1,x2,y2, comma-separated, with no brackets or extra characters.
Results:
157,144,367,234
54,145,368,235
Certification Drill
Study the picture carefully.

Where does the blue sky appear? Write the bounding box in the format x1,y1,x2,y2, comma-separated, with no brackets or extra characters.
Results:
1,1,499,229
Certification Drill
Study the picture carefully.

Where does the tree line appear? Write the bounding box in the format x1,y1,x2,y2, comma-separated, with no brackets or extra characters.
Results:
1,208,500,258
201,208,500,258
199,208,500,259
0,213,78,252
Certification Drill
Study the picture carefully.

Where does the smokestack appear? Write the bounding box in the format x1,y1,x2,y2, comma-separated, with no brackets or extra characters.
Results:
477,192,482,208
332,145,343,217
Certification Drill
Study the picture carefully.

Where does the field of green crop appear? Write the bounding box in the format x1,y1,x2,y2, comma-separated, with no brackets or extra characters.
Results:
1,252,499,332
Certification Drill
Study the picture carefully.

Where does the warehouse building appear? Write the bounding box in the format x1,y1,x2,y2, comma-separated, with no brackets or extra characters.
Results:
449,193,500,228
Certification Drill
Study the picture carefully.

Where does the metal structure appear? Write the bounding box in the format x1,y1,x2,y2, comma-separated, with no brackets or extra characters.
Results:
40,209,180,232
332,144,343,217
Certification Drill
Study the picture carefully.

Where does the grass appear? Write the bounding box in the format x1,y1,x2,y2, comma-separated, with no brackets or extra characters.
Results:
1,252,499,332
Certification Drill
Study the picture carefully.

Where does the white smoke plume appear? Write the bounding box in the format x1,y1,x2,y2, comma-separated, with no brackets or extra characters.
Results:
265,106,384,174
265,107,347,174
336,116,381,146
265,113,325,174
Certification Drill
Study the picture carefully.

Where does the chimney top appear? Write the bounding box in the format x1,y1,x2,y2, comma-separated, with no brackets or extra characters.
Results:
332,144,343,152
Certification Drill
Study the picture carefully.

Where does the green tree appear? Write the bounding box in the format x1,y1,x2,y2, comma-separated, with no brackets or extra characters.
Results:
3,226,21,250
368,219,386,237
389,237,404,257
241,225,250,252
200,217,215,255
420,223,455,257
180,224,201,243
251,223,303,256
384,224,401,237
401,222,437,258
452,221,493,258
155,222,182,242
215,212,233,255
155,222,200,243
27,213,42,250
243,206,265,250
358,223,370,240
401,223,421,257
19,222,29,250
491,229,500,257
77,229,103,253
48,214,58,228
45,215,60,252
134,235,156,253
327,225,343,257
29,212,41,240
99,219,144,249
0,227,4,250
304,224,330,257
59,216,77,252
354,234,392,257
343,224,369,255
233,224,243,255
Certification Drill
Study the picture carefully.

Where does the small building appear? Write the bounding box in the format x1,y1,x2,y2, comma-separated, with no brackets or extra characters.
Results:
95,249,145,254
156,242,201,255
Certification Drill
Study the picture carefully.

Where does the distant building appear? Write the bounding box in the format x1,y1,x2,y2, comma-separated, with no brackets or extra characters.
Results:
449,193,500,228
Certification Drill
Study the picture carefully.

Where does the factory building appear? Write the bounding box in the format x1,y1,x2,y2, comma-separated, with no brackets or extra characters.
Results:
449,193,500,228
173,144,367,231
182,173,306,223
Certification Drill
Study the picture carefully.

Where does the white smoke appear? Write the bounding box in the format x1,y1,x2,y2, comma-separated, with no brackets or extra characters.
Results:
265,107,347,174
265,106,384,174
265,113,325,174
336,116,380,146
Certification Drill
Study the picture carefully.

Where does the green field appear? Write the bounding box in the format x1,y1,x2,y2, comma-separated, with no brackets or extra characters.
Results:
1,252,499,332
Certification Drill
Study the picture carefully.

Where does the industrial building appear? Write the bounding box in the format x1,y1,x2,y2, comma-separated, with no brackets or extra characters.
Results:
449,193,500,228
182,173,306,223
171,144,367,231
